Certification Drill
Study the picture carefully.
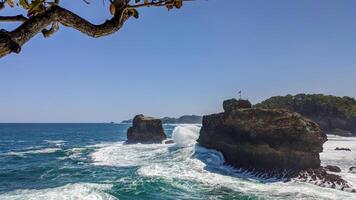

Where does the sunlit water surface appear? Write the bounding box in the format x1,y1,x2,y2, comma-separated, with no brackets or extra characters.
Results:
0,123,355,200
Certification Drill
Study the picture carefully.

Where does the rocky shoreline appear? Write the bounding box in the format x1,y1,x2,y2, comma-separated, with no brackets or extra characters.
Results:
124,97,356,192
197,98,355,192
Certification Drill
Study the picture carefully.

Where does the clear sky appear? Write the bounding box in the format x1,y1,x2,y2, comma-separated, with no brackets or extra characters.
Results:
1,0,356,122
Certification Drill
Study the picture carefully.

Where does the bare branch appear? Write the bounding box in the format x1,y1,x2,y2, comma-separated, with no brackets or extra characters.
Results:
42,22,59,38
0,15,28,22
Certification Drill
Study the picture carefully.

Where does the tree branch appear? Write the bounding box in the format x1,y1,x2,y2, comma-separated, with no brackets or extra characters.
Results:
0,15,28,22
42,22,59,38
0,3,131,58
0,0,195,58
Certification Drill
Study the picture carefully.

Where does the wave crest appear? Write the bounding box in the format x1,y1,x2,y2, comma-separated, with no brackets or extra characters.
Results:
172,124,201,147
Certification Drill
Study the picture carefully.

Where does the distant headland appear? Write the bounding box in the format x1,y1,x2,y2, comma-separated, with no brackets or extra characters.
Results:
121,115,202,124
255,93,356,136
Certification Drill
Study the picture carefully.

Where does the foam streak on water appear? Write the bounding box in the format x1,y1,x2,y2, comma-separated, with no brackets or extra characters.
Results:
0,147,62,157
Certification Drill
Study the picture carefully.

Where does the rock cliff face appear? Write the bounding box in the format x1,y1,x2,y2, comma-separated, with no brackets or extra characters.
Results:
255,94,356,136
198,99,327,171
127,114,166,144
223,98,252,112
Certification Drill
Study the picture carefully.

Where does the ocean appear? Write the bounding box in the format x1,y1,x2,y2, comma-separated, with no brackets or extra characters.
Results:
0,123,355,200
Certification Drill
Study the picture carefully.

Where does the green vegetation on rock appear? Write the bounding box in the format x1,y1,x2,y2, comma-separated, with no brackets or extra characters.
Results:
256,94,356,136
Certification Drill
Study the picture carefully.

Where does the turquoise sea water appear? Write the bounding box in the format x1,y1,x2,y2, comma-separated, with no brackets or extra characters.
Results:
0,123,355,200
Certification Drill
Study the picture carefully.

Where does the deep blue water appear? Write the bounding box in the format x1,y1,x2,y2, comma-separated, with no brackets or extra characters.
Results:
0,123,354,200
0,124,128,192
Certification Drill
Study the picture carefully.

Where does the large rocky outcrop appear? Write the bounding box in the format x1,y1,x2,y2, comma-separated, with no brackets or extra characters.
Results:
127,114,166,144
255,94,356,136
198,99,355,192
198,99,327,171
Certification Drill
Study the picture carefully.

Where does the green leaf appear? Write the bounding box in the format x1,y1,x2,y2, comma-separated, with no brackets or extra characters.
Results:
6,0,15,7
27,0,46,17
109,3,115,15
128,8,139,19
19,0,30,9
174,0,182,9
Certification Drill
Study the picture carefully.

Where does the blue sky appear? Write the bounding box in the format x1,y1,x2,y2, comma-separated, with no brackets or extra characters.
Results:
1,0,356,122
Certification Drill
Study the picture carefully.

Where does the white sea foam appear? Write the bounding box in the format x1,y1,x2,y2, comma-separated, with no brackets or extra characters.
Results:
91,142,170,167
320,134,356,187
0,183,116,200
0,148,61,157
44,140,65,146
64,147,90,160
172,124,201,147
86,142,116,148
90,125,356,199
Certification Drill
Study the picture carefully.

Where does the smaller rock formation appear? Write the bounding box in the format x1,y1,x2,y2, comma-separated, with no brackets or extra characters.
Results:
126,114,166,144
335,147,351,151
349,167,356,174
324,165,341,173
297,168,354,192
164,139,175,144
223,98,252,112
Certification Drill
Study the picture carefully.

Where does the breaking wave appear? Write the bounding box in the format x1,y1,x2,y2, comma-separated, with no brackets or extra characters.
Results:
89,125,356,199
172,124,201,147
2,124,356,200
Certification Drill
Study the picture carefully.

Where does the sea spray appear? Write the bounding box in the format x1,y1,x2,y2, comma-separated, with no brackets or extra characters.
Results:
172,124,201,147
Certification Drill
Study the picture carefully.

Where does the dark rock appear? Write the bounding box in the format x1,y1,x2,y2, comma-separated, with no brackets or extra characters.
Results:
335,147,351,151
164,139,175,144
255,94,356,136
324,165,342,173
126,114,166,144
349,167,356,173
223,98,252,112
297,168,354,191
198,105,327,171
